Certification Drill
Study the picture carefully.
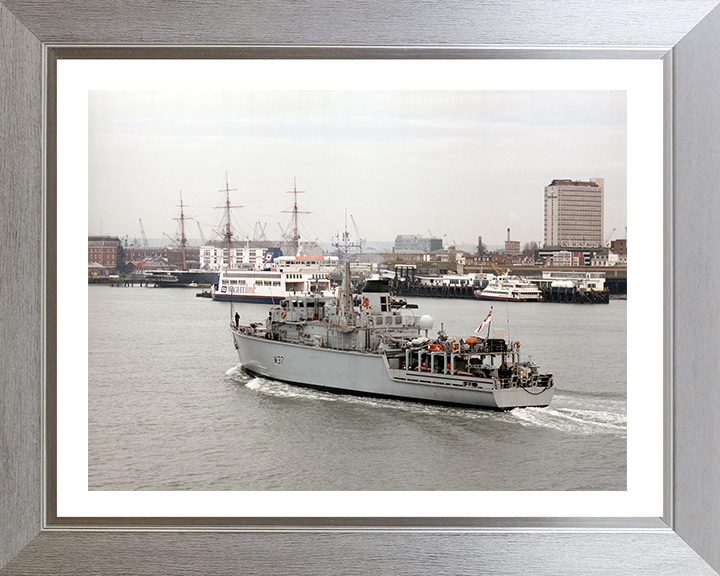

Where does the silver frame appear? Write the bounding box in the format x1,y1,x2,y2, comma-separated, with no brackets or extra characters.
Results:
2,2,720,574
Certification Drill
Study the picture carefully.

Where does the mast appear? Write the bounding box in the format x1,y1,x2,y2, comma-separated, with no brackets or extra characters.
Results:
331,209,362,319
173,191,189,271
283,177,310,257
216,173,241,269
337,210,354,318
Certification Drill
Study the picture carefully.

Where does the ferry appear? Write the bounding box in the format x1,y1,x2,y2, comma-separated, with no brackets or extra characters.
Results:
144,270,182,287
474,274,544,302
230,266,555,409
212,255,339,303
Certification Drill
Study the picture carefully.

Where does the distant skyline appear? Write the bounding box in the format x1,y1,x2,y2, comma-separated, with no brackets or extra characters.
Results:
89,90,627,249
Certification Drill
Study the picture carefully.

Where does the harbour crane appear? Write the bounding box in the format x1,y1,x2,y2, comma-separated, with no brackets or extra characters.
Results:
604,227,616,247
139,218,149,247
254,222,268,241
490,262,505,277
196,221,206,245
350,214,364,252
277,222,293,244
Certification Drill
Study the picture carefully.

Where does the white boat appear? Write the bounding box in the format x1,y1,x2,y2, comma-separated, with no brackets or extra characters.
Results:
212,255,338,303
230,267,555,410
144,271,182,287
474,274,544,302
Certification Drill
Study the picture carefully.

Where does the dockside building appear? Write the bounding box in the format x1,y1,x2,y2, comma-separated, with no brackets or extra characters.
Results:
544,178,604,248
394,235,443,253
88,236,123,275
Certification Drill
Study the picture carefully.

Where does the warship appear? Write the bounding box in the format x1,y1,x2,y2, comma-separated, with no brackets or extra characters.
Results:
230,263,555,410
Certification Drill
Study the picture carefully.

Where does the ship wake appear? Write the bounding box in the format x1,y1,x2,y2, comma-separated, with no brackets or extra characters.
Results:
509,405,627,437
231,368,626,437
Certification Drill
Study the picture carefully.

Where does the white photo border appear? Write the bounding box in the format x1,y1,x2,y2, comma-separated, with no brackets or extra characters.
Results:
58,59,663,518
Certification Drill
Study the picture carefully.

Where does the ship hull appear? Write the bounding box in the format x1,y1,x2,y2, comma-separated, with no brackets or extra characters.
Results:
474,294,543,302
232,330,554,410
213,293,285,304
148,270,219,287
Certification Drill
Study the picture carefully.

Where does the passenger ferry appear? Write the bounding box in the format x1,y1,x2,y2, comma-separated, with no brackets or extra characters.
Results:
474,274,544,302
211,255,339,303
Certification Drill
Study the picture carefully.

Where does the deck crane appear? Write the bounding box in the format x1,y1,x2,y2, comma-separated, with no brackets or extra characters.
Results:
139,218,149,246
350,214,364,252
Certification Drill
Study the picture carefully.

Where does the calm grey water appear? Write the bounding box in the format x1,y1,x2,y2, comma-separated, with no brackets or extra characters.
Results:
88,285,626,491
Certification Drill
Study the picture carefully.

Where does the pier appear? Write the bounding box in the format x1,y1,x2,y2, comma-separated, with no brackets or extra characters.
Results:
390,278,610,304
388,264,625,304
539,287,610,304
88,275,151,287
500,265,627,295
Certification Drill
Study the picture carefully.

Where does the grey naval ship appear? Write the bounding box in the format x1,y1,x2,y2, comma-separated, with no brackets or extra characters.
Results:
230,266,555,410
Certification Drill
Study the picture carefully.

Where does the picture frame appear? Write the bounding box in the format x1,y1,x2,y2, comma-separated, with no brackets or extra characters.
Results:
2,1,719,574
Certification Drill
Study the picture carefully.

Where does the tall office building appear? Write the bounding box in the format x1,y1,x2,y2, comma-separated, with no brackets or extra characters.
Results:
544,178,604,247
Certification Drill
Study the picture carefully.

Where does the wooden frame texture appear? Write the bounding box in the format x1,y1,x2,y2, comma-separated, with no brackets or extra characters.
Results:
2,1,720,574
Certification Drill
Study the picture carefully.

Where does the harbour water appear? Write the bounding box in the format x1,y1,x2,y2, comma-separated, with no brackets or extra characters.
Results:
89,285,626,491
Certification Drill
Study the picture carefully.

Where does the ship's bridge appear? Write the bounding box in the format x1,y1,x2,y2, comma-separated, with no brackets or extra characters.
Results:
360,278,392,312
274,294,336,323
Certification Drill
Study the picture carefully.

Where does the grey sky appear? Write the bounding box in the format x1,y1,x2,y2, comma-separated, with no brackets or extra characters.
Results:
88,90,626,248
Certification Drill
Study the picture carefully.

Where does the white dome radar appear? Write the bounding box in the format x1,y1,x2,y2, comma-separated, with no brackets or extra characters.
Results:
418,315,434,331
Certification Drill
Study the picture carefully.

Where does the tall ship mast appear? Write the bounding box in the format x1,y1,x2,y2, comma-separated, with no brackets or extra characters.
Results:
174,191,189,271
217,173,241,269
283,177,310,258
150,191,209,287
211,178,338,304
162,191,191,267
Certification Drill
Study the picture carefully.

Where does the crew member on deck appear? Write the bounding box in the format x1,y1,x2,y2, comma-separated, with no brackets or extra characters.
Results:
499,362,511,380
